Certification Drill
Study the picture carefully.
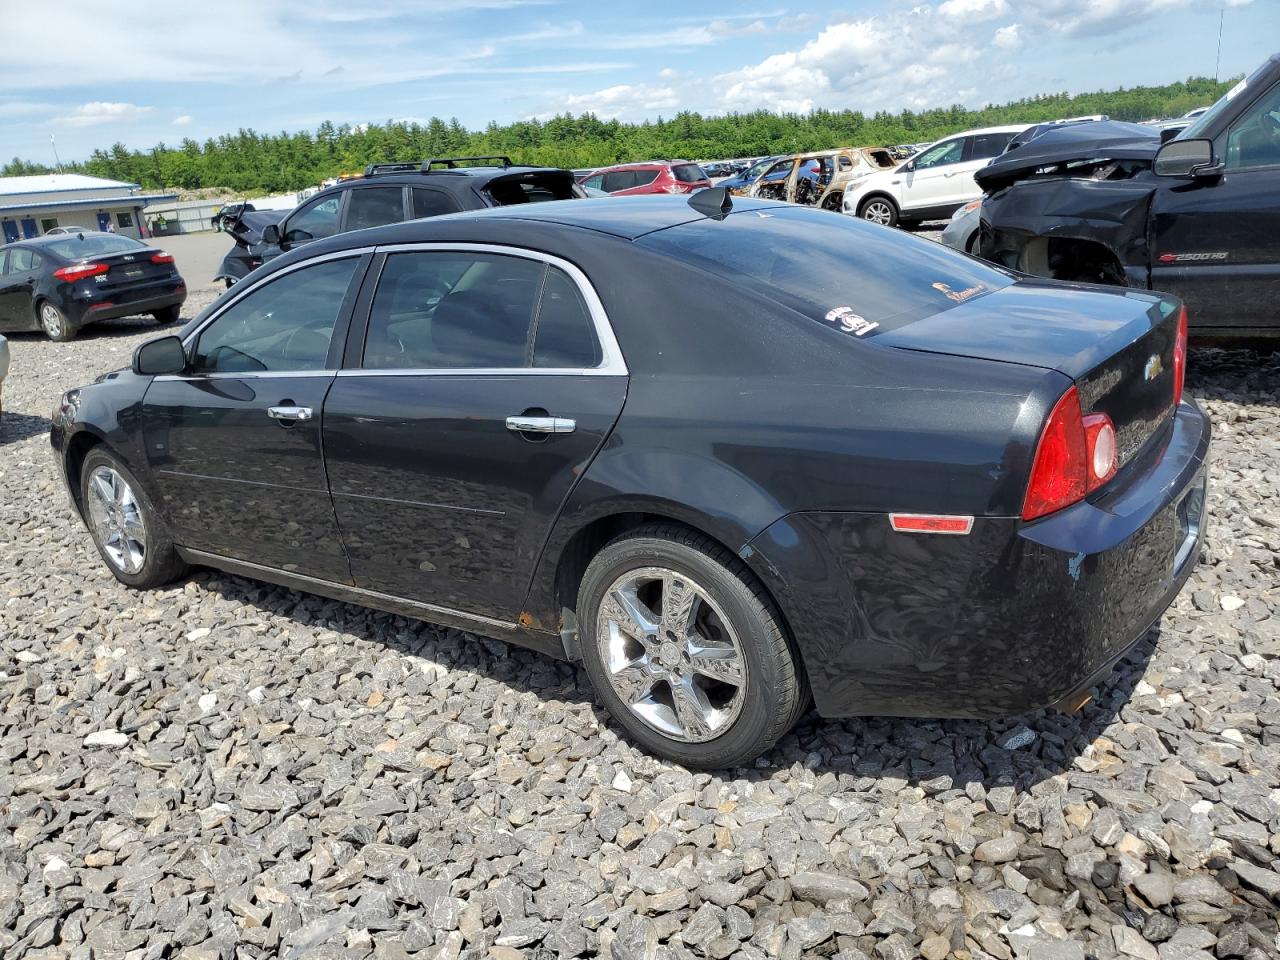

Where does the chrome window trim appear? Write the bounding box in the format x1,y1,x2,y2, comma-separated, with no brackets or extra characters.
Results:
353,241,629,377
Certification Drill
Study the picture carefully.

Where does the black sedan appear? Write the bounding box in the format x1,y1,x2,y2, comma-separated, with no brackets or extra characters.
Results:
51,193,1209,767
0,233,186,341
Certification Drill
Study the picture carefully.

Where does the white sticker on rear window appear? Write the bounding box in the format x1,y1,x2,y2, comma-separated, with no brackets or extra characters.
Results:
824,306,879,336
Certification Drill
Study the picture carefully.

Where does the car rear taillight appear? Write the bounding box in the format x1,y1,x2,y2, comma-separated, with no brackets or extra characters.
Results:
151,252,175,265
1022,386,1118,521
53,263,108,282
1172,305,1188,406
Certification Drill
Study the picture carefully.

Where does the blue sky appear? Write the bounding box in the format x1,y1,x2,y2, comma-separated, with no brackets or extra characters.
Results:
1,0,1275,165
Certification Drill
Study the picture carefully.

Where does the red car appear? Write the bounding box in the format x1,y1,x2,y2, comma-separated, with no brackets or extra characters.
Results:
578,161,711,196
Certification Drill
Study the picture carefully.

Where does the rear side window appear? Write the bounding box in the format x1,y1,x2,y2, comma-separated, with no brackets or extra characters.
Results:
413,188,461,218
639,206,1013,337
672,164,707,183
346,187,406,231
969,133,1015,161
533,267,601,368
6,248,40,273
363,251,544,369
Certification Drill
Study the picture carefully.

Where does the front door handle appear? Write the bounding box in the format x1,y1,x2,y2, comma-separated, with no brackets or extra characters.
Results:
268,405,313,423
505,415,575,434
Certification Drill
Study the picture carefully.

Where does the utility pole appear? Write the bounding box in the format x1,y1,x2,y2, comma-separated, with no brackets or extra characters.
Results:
1215,5,1224,82
50,134,63,173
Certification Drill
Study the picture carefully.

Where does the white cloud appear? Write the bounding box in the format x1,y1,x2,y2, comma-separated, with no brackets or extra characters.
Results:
553,83,680,120
938,0,1009,20
173,114,193,126
993,23,1022,48
1020,0,1249,37
59,102,154,127
658,67,681,80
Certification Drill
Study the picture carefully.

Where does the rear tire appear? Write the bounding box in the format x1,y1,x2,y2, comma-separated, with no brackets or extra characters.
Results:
858,196,898,227
577,524,809,768
153,305,182,324
39,302,74,341
80,447,188,589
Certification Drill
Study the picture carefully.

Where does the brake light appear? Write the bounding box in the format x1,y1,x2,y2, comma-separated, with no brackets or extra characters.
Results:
1172,305,1187,406
151,252,175,265
1022,387,1119,521
53,262,108,282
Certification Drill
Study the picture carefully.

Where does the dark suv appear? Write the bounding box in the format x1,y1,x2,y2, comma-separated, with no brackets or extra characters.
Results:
215,157,580,286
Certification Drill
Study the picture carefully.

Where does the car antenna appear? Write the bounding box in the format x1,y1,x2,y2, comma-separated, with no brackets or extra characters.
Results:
688,186,732,221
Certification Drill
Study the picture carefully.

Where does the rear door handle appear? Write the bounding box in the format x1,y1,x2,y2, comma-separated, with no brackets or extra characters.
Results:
506,415,575,434
268,405,313,422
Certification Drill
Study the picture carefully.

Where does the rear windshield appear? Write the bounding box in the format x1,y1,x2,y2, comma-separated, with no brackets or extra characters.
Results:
45,234,143,260
638,206,1014,336
484,172,576,205
672,164,707,183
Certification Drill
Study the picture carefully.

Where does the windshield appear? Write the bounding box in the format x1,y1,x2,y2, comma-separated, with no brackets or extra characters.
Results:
1179,61,1270,140
46,235,144,259
744,158,775,181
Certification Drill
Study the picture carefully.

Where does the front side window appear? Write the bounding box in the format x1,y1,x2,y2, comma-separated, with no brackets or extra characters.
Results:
1226,82,1280,170
345,186,406,231
912,138,965,170
284,195,341,244
582,174,604,190
193,257,359,373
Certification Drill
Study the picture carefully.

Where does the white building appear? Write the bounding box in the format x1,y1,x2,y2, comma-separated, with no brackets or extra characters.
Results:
0,174,176,243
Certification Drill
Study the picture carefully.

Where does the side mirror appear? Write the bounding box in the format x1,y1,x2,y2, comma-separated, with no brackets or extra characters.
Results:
261,223,281,245
132,335,187,376
1154,138,1222,178
901,160,915,173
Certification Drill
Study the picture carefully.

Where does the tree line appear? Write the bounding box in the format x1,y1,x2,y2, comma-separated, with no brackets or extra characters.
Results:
5,75,1234,194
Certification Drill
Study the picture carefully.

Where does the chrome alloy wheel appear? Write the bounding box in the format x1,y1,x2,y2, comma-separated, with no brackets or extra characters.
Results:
40,303,64,338
596,566,748,743
862,199,894,225
86,466,147,574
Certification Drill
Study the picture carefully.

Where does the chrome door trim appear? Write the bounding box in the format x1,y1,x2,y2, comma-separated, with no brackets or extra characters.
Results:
178,547,515,632
365,241,628,376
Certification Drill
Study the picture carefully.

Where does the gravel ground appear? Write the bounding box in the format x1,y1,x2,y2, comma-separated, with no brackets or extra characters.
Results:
2,281,1278,960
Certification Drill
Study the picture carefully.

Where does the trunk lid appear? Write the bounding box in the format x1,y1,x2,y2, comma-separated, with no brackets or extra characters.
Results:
95,248,177,288
876,280,1181,468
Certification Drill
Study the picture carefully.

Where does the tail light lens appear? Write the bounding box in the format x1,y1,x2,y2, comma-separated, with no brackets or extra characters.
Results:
1172,305,1188,406
53,262,108,283
1022,386,1118,521
151,252,175,265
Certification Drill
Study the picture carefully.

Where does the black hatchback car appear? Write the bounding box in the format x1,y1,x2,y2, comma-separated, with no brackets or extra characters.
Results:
214,156,581,286
0,232,186,341
53,194,1209,767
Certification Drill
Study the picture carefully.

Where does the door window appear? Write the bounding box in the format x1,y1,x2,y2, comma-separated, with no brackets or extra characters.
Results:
968,133,1015,161
6,248,39,273
412,188,461,218
193,257,360,373
912,139,965,170
345,186,407,230
284,195,341,244
363,251,547,369
1226,83,1280,170
582,174,604,190
533,267,601,368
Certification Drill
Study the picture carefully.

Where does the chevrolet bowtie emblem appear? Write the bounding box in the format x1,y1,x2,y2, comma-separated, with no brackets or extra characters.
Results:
1144,354,1164,381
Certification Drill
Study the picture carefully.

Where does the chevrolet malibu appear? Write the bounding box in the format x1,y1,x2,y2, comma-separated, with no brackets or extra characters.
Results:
51,193,1209,768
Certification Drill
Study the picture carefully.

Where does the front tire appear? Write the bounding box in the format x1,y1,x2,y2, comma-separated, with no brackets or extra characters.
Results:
39,302,75,341
857,195,898,227
577,524,808,768
81,448,187,589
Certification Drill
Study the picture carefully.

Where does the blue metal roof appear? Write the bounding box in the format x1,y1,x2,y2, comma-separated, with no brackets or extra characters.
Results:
0,192,177,215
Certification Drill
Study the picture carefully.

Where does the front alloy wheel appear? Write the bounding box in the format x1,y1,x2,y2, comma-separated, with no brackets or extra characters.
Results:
597,566,748,743
859,197,898,227
86,465,148,574
578,525,809,768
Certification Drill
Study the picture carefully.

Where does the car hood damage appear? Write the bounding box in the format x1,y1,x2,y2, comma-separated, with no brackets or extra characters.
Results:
976,121,1160,192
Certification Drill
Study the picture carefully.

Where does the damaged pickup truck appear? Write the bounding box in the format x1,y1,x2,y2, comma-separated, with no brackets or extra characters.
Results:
978,52,1280,337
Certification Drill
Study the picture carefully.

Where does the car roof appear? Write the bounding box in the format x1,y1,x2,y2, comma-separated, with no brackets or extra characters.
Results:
306,164,571,200
934,124,1028,139
6,232,142,250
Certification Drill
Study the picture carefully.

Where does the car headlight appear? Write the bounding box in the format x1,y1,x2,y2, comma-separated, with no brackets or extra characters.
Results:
52,389,80,425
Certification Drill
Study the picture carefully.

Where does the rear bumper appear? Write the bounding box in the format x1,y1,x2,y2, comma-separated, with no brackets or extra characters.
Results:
745,399,1210,718
66,281,186,328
